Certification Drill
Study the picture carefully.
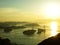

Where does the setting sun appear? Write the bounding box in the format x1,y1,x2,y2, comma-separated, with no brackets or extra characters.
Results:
43,2,60,19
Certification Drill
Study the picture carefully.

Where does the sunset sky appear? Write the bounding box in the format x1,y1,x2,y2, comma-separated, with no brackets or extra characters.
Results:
0,0,60,22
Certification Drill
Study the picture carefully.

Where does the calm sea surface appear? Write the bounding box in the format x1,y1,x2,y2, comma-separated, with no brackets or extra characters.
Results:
0,21,60,45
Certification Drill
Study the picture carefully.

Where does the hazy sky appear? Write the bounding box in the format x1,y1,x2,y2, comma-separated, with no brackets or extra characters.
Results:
0,0,60,22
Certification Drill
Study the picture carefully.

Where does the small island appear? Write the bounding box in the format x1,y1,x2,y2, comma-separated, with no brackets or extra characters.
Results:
23,29,36,36
37,28,45,34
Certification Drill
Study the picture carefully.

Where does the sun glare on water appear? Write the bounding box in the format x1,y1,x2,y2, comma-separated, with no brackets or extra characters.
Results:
50,22,58,36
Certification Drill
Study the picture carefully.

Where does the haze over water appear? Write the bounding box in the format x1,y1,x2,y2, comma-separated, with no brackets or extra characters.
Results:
0,21,60,45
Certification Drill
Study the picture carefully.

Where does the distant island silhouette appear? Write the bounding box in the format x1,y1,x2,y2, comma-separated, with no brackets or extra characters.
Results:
0,22,41,33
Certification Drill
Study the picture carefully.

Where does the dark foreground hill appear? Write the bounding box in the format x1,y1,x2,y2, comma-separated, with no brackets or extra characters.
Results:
38,33,60,45
0,37,18,45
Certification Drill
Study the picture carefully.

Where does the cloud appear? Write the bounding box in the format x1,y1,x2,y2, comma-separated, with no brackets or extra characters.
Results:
0,8,41,22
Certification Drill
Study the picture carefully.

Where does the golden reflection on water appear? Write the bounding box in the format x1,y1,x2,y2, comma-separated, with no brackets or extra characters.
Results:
50,21,58,36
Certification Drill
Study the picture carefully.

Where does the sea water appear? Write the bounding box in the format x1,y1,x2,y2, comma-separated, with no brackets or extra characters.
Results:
0,28,53,45
0,22,60,45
